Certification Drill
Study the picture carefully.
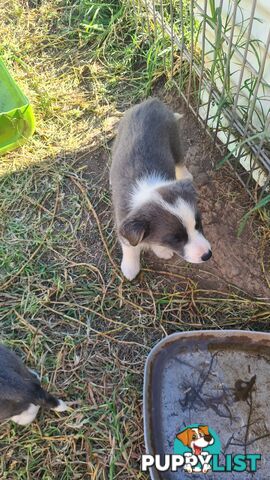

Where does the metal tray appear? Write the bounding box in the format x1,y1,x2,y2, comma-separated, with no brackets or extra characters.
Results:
144,330,270,479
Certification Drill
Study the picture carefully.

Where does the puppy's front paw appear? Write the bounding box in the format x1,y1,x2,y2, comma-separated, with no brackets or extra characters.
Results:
152,246,174,260
121,260,140,281
202,464,211,473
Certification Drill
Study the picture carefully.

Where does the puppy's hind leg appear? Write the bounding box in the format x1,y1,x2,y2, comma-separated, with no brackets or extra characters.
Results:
120,243,141,281
169,115,193,181
175,164,193,181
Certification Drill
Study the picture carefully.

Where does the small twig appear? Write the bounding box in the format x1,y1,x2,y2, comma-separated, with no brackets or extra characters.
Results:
48,246,106,291
68,175,122,279
13,310,47,339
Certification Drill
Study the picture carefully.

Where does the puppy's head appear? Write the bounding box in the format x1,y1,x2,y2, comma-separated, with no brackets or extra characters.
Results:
119,180,212,264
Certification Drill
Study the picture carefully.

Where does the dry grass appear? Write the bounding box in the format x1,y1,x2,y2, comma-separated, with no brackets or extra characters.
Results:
0,1,269,479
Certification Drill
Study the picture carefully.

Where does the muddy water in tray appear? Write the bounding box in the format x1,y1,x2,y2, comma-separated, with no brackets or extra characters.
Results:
144,331,270,479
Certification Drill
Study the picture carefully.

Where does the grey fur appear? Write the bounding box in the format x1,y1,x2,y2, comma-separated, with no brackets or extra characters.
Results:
110,97,184,226
119,201,189,256
157,180,196,206
0,344,63,423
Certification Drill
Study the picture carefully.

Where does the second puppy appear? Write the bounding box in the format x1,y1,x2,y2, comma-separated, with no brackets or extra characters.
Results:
110,98,212,280
0,344,67,425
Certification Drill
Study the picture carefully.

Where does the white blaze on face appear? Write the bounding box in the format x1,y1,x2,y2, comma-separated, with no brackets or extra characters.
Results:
129,174,211,263
184,229,212,264
174,199,211,264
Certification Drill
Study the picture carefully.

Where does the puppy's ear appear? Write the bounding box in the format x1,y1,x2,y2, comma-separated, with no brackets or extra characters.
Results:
119,217,150,246
176,429,191,446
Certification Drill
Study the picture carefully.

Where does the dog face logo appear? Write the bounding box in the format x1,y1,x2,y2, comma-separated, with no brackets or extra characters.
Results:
175,425,218,474
177,425,214,455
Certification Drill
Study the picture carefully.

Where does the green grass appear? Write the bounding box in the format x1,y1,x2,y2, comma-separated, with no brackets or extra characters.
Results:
0,0,269,479
0,0,180,172
194,0,270,206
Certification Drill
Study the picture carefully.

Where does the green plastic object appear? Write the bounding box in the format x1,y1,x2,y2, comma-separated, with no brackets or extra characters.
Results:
0,58,35,155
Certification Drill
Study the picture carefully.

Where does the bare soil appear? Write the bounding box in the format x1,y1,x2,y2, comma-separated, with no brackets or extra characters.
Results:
163,92,269,298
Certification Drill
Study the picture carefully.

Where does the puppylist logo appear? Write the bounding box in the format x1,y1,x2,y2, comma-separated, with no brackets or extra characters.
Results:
142,423,261,474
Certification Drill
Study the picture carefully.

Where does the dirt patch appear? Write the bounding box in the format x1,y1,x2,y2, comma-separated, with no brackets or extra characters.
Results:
83,92,269,298
161,92,269,297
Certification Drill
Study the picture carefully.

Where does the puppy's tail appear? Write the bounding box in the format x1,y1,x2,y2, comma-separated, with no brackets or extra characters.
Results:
35,386,67,412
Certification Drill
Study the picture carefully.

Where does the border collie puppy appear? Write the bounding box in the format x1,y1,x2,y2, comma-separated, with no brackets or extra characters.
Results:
110,98,212,280
0,344,67,425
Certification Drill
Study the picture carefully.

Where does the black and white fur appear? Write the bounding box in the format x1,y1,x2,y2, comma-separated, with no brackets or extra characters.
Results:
0,344,67,425
110,98,212,280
